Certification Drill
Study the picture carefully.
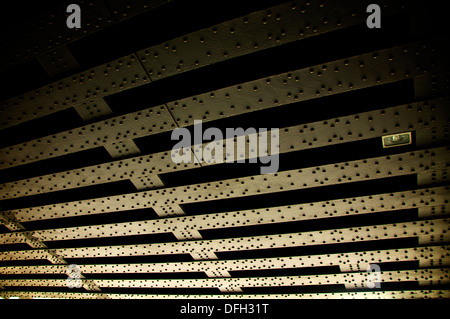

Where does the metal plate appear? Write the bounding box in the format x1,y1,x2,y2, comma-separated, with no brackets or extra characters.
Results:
37,45,81,78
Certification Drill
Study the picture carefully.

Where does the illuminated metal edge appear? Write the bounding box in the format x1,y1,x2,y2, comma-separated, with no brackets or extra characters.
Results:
0,0,406,129
0,186,448,244
0,269,448,291
1,146,448,222
1,290,449,299
1,97,448,200
0,218,448,261
0,40,439,169
0,246,448,275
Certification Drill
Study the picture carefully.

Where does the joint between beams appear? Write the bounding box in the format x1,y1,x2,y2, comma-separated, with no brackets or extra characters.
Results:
173,229,203,240
219,286,243,293
104,139,141,159
0,217,103,292
190,250,219,260
154,204,186,217
339,263,368,273
130,174,165,190
205,269,232,278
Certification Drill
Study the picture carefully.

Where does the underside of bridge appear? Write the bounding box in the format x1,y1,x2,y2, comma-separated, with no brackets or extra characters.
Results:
0,0,449,300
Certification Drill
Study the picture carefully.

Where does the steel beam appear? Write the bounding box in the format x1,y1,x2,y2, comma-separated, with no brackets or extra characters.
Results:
0,269,448,291
0,0,408,129
1,146,447,223
0,218,448,261
0,246,448,276
1,290,449,300
1,97,448,200
0,40,442,169
0,187,448,243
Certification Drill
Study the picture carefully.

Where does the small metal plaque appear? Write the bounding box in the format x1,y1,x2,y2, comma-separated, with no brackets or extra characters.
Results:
382,132,412,148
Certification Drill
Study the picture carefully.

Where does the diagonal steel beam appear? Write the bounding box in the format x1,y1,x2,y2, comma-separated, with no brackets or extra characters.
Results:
0,40,441,170
0,0,409,130
0,218,448,261
1,97,448,200
0,186,448,243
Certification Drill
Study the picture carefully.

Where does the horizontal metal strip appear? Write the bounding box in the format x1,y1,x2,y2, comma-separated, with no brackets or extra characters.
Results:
0,40,437,170
0,218,448,261
1,97,448,200
0,246,448,275
0,0,406,130
2,146,447,222
0,269,448,290
1,290,449,299
0,186,447,243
